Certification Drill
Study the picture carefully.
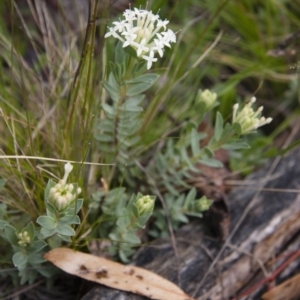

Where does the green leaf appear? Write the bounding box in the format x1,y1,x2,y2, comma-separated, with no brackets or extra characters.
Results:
114,63,122,81
108,70,120,89
27,240,47,253
0,220,7,230
123,45,137,58
40,228,56,238
23,222,35,242
59,235,72,242
44,179,57,203
28,253,46,264
75,199,84,214
0,179,5,192
203,147,214,158
94,133,114,142
35,264,57,278
37,216,57,229
102,103,115,116
126,74,159,96
132,61,147,77
59,215,80,225
186,212,203,218
65,198,84,215
46,202,58,216
121,232,140,244
4,225,18,247
103,80,119,101
0,203,7,216
124,95,145,106
184,188,197,209
12,252,27,267
55,224,75,236
48,235,62,249
19,269,30,284
222,141,250,150
119,249,131,263
136,211,153,229
126,73,159,84
115,41,129,65
199,158,223,168
190,129,205,156
120,101,143,112
116,215,131,229
174,212,189,223
131,202,139,219
214,112,224,141
232,122,242,135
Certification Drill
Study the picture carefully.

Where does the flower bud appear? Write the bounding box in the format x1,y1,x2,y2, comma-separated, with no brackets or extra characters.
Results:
195,196,212,212
135,195,155,215
197,89,217,110
17,231,31,247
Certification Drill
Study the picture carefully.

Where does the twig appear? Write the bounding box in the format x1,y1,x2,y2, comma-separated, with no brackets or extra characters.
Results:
233,249,300,299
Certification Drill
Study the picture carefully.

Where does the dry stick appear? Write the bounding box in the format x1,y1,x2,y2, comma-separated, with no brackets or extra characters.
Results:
233,249,300,299
226,242,269,278
192,120,300,298
2,280,44,300
0,155,112,166
134,160,182,288
226,186,300,194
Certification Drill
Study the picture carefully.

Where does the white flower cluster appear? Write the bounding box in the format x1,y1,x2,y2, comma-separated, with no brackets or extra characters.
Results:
49,162,81,211
18,231,31,246
232,97,272,134
105,8,176,69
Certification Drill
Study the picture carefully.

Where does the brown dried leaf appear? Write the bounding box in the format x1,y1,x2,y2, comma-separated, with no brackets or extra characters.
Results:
45,248,194,300
262,273,300,300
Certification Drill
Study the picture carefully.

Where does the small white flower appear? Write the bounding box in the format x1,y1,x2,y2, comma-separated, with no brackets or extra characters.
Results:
161,29,176,46
155,32,171,48
123,9,137,22
112,20,128,32
149,13,159,23
104,26,121,39
64,162,73,174
156,19,169,30
153,39,164,57
142,51,158,70
62,162,73,184
232,97,272,134
134,38,149,56
105,7,176,69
